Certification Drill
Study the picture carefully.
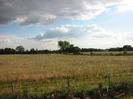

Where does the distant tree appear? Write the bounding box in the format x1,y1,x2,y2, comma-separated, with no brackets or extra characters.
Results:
66,44,74,53
58,41,80,54
0,49,4,54
58,41,70,52
4,48,16,54
16,46,25,53
123,45,132,54
71,46,80,54
108,47,123,51
123,45,132,51
58,41,63,51
30,48,39,54
81,48,104,52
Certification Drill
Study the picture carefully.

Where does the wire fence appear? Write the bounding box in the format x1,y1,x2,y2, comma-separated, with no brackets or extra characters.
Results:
0,74,133,99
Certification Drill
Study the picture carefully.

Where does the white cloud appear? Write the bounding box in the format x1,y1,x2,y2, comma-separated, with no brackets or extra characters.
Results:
32,24,107,40
117,0,133,12
31,24,120,48
0,35,16,44
0,35,18,48
54,26,70,33
0,24,133,49
1,0,132,25
0,35,58,50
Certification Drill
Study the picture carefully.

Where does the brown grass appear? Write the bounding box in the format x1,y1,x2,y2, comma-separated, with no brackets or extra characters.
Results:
0,54,132,82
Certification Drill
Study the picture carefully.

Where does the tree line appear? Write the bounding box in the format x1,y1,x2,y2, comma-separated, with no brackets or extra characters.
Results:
0,41,133,54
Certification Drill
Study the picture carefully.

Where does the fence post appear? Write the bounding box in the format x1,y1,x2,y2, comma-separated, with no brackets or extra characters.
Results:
23,81,28,99
67,76,70,91
108,75,111,88
11,82,15,96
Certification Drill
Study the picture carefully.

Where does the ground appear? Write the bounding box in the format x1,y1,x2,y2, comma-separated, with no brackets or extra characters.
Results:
0,54,133,97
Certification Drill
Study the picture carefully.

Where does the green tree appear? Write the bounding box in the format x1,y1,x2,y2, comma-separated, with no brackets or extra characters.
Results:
123,45,132,51
72,46,80,54
4,48,16,54
58,41,70,52
58,41,80,54
123,45,132,54
16,45,25,53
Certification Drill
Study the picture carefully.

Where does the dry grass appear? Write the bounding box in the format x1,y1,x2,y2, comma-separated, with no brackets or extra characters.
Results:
0,54,132,82
0,54,133,97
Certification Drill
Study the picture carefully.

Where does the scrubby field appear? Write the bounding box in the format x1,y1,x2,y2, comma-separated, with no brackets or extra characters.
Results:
0,54,133,81
0,54,133,98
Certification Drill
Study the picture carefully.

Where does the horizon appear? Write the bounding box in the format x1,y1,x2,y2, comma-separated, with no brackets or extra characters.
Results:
0,0,133,50
0,42,132,51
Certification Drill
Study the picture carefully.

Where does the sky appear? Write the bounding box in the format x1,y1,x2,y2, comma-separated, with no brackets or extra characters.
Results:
0,0,133,50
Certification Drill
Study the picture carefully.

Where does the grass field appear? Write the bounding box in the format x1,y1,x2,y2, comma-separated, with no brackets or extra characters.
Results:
0,54,133,97
0,54,133,81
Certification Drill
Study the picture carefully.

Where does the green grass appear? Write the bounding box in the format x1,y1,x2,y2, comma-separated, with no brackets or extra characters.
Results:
119,96,133,99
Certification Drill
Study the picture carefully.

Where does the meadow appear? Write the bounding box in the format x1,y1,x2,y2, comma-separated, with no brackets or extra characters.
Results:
0,54,133,98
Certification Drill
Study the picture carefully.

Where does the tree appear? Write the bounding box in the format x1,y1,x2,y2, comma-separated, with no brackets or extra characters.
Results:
4,48,16,54
58,41,80,54
123,45,132,51
58,41,70,52
72,46,80,54
16,46,25,53
67,46,80,54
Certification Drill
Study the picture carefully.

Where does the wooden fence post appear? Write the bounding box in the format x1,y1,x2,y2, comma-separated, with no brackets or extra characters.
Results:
23,81,28,99
108,75,111,88
11,82,15,96
67,76,70,91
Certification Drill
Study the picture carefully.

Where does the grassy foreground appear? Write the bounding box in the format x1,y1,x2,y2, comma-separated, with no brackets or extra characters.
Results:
0,54,133,97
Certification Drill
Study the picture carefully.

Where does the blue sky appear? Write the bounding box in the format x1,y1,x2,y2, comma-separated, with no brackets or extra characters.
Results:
0,0,133,49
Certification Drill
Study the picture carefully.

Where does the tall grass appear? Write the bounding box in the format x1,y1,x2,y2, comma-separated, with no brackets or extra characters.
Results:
0,54,132,82
0,54,133,95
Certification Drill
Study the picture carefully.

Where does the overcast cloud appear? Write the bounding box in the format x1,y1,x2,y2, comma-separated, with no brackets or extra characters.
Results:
0,0,130,25
0,0,133,49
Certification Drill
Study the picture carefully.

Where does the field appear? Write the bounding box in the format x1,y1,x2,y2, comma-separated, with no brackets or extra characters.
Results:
0,54,133,98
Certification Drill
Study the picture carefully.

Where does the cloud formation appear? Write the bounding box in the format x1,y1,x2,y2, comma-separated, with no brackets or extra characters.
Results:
0,34,58,49
0,35,16,44
0,0,131,25
32,24,107,40
0,24,133,49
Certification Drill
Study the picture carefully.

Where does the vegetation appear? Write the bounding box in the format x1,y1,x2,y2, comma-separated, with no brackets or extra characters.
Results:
58,41,80,54
15,45,25,53
0,54,133,82
0,41,133,98
0,41,133,55
0,54,132,98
